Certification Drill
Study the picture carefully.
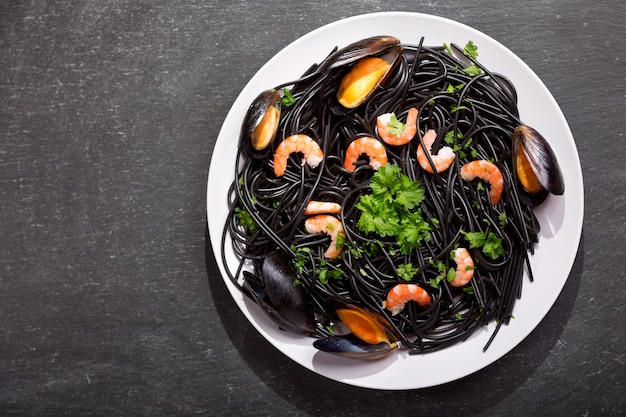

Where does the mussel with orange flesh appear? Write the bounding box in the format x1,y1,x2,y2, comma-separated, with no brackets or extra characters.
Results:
512,125,565,206
316,35,400,74
336,44,404,109
313,304,400,360
242,252,315,336
240,89,281,154
313,334,398,361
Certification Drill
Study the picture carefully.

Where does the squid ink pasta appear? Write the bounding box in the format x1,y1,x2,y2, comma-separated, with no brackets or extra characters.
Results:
219,36,563,359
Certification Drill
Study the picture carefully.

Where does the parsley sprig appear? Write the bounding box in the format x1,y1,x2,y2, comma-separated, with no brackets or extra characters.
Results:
461,230,504,260
280,88,296,106
355,164,430,255
444,40,482,76
234,206,258,232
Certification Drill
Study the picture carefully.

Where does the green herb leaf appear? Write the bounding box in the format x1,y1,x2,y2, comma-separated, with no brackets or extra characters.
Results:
349,244,365,259
483,232,504,260
355,164,430,254
462,230,486,249
444,130,462,145
462,64,482,76
451,105,469,113
395,175,426,210
397,210,431,255
317,267,329,285
234,207,258,232
396,263,419,281
428,259,447,289
281,88,296,106
355,195,399,237
463,40,479,59
386,113,405,138
446,268,457,282
498,212,507,228
335,233,345,250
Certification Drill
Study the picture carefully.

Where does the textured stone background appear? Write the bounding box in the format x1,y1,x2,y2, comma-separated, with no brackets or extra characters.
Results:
1,1,624,415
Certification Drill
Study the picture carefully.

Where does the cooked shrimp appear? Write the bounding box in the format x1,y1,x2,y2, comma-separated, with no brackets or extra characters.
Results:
273,134,324,176
382,283,431,316
416,129,456,173
304,201,342,215
449,248,475,287
344,136,388,172
376,107,418,146
304,214,345,259
460,160,504,205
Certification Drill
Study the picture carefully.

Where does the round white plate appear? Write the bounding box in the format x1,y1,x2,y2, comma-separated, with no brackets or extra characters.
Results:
207,12,584,390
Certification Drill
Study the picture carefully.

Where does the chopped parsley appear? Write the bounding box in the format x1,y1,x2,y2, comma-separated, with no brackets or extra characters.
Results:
396,263,419,282
451,104,469,113
498,212,508,228
483,232,505,259
462,64,482,76
461,231,486,249
234,207,258,232
461,230,504,260
316,261,342,285
386,113,405,138
462,41,481,75
463,40,479,59
280,88,296,106
428,259,447,289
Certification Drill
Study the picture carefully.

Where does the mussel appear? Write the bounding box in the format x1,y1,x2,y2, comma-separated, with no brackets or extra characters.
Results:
239,89,281,154
313,304,400,361
512,125,565,206
336,44,403,109
313,334,397,361
316,35,400,74
242,252,315,336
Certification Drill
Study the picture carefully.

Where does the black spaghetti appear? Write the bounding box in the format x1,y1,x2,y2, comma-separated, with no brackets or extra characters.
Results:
219,38,554,355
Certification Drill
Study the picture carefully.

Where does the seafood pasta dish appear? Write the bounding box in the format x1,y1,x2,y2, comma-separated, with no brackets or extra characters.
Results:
218,36,564,360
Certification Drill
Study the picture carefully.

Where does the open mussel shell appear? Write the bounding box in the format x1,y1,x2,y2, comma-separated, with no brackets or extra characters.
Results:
242,253,315,336
316,35,400,74
313,303,400,360
335,44,404,110
335,304,400,345
313,334,398,361
239,89,281,155
513,125,565,206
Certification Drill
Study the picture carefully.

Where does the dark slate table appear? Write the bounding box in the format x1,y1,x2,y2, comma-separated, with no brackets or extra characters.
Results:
1,1,624,416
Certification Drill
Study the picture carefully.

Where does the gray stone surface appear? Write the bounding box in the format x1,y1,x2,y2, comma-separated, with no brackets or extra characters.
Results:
1,1,624,415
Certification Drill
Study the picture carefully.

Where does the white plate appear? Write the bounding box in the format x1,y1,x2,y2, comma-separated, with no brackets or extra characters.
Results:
207,12,584,390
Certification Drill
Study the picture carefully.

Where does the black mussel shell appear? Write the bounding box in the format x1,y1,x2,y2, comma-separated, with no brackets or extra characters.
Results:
316,35,400,74
313,334,398,361
513,125,565,196
239,89,281,156
242,253,315,336
518,186,550,208
334,44,404,111
334,303,400,345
